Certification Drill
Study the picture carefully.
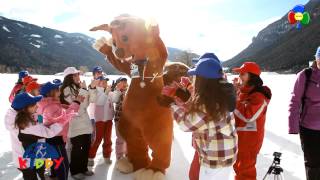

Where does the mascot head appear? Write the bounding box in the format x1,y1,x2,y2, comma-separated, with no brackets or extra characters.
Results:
90,14,163,63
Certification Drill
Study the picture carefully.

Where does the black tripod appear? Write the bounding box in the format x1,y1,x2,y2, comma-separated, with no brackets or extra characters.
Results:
263,152,284,180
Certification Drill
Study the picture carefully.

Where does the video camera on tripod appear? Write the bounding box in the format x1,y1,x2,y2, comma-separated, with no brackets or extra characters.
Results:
263,152,284,180
273,152,282,164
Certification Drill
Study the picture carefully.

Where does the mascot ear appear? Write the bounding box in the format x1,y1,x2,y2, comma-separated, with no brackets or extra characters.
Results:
146,18,160,38
90,24,110,32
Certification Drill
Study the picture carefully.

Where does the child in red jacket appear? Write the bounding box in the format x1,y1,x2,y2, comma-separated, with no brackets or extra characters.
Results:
9,71,29,103
232,62,272,180
25,81,41,96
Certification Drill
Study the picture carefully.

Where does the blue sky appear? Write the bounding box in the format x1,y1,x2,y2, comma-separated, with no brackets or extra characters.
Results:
211,0,309,22
0,0,309,60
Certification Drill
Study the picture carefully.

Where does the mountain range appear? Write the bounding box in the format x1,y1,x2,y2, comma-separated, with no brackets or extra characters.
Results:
5,0,318,76
223,0,320,73
0,16,187,74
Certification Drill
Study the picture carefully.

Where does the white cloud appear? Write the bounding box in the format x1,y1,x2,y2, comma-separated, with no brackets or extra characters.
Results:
161,16,281,60
0,0,279,60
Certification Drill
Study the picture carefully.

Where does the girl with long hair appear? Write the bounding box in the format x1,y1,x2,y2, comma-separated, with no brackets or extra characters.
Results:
5,92,67,180
162,53,237,180
60,67,98,179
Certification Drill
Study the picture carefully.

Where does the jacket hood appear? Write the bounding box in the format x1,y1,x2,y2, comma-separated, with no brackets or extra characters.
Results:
6,108,17,120
37,97,60,114
241,85,272,100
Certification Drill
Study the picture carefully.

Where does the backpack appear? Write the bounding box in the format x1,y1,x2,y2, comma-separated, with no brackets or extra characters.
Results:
300,67,312,117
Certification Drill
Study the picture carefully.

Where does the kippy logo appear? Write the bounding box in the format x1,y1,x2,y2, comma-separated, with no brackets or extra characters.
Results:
288,4,310,30
18,142,64,170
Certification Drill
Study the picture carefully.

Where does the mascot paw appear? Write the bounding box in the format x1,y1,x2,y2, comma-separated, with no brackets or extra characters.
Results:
92,37,113,55
115,157,134,174
134,168,165,180
92,37,108,50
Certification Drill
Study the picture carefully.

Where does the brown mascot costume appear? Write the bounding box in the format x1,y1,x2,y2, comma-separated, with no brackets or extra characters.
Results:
91,14,178,180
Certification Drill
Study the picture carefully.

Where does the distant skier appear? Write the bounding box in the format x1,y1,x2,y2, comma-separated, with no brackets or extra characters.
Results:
288,47,320,180
232,62,272,180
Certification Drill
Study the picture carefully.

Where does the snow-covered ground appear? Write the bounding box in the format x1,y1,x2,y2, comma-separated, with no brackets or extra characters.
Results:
0,73,305,180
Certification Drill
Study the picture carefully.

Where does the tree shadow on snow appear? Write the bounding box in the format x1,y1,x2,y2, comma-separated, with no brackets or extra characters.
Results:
265,130,303,155
108,138,190,180
0,151,22,180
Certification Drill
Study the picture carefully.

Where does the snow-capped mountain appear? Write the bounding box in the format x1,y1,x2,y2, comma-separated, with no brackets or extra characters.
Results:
0,16,191,74
0,16,118,74
224,0,320,73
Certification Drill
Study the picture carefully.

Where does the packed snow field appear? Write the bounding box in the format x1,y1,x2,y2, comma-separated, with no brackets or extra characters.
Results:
0,73,305,180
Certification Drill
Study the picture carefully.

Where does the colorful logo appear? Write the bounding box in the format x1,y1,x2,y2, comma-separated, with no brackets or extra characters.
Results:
18,142,63,170
288,4,310,29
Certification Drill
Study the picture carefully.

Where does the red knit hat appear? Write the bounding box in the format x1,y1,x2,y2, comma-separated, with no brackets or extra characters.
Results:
25,81,41,93
232,62,261,76
22,76,38,85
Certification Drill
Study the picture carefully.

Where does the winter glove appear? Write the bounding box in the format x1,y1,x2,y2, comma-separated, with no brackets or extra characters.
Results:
161,86,177,98
158,85,178,107
158,84,191,107
221,82,237,112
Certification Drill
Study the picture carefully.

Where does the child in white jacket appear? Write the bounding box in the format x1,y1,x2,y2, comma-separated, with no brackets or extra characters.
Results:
60,67,98,180
5,93,67,180
88,75,115,166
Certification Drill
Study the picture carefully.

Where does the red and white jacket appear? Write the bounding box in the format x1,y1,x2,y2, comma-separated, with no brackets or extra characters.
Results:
233,86,271,152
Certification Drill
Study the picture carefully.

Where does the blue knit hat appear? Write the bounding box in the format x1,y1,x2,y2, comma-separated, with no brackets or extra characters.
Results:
18,71,29,82
198,53,220,63
93,66,103,74
315,46,320,60
188,52,223,79
40,79,62,97
11,93,42,110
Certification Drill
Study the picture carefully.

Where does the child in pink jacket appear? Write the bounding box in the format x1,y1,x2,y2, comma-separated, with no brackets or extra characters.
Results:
37,80,82,180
